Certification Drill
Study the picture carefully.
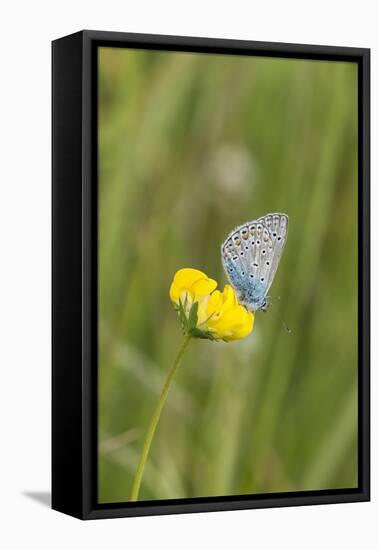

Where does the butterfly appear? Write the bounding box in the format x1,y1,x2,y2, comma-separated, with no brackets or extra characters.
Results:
221,213,288,312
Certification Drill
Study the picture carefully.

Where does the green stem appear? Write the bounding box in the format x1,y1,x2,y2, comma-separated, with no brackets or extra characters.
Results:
130,335,192,501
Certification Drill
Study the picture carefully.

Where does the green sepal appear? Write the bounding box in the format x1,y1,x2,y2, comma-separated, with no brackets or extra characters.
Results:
188,327,217,340
175,299,189,333
187,301,199,331
175,299,217,340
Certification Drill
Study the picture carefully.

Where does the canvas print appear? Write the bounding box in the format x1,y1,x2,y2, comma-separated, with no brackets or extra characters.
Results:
98,47,358,504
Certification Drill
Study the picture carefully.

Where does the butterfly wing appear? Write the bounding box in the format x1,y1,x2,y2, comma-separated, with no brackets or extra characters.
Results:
257,213,288,294
221,213,288,311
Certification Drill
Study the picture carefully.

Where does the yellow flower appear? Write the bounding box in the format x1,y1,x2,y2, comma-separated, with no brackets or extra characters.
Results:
169,268,254,341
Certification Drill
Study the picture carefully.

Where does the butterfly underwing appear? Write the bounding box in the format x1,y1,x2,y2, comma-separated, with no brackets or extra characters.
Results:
221,213,288,312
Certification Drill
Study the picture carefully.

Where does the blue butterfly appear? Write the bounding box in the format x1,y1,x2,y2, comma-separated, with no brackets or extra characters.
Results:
221,213,288,312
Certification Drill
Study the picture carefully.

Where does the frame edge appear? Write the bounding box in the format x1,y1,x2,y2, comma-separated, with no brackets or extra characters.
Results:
52,30,86,520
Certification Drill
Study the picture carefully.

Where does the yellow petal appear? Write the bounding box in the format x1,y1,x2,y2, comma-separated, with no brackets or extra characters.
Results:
196,295,211,325
191,277,217,299
218,284,237,312
208,304,254,341
206,290,223,315
224,284,238,306
170,268,217,307
209,307,243,332
228,310,255,340
173,268,209,289
169,281,181,303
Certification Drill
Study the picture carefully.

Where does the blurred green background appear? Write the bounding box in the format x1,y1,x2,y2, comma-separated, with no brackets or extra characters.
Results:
98,47,358,503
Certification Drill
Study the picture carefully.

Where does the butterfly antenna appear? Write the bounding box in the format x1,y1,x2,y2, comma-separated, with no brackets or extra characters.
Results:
268,300,292,334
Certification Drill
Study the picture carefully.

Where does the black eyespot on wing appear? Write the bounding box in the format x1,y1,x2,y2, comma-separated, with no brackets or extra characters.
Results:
260,277,264,282
266,261,270,265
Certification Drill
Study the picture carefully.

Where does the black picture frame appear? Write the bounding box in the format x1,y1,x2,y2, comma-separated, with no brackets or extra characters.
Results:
52,30,370,520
